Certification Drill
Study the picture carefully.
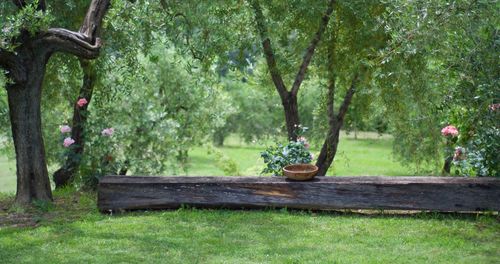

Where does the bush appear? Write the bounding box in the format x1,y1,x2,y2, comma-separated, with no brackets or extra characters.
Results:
261,138,312,176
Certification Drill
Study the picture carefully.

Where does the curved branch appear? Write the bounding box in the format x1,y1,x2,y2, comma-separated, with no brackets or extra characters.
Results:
79,0,111,39
290,0,335,96
40,0,110,59
42,28,102,59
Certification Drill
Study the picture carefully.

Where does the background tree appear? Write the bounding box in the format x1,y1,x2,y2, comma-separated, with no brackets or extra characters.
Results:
248,0,335,141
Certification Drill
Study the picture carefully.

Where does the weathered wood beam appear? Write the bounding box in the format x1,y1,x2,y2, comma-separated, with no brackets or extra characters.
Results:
98,176,500,212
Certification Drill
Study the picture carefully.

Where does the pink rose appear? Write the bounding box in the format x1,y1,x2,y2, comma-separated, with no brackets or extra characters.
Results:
441,125,458,137
60,125,72,133
77,98,88,107
101,128,114,136
63,137,75,147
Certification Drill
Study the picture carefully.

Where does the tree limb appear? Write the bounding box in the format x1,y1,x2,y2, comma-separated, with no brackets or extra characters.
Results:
336,72,359,123
248,0,288,99
41,0,111,58
0,48,27,83
42,29,102,59
79,0,111,39
290,0,335,96
37,0,46,11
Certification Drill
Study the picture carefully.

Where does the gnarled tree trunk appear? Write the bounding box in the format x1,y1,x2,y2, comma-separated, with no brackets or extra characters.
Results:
0,0,111,205
53,59,96,188
7,52,52,203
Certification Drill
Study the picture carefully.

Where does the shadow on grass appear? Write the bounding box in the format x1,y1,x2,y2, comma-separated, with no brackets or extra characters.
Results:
107,206,499,223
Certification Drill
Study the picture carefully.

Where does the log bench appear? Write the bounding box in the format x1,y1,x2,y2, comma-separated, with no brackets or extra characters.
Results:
97,176,500,212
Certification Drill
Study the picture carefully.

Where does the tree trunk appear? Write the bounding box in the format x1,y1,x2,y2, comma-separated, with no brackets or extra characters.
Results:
213,130,225,147
0,0,111,206
442,156,453,174
316,129,341,176
53,59,95,188
316,74,359,176
7,57,52,204
282,92,300,141
315,70,338,176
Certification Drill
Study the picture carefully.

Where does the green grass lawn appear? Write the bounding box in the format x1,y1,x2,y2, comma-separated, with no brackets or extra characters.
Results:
0,156,15,194
2,133,496,263
0,190,499,263
177,133,426,177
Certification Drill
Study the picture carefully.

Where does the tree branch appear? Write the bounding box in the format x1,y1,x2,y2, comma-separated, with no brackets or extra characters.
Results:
42,29,102,59
37,0,46,11
248,0,288,99
41,0,111,59
290,0,335,96
336,72,359,123
79,0,111,39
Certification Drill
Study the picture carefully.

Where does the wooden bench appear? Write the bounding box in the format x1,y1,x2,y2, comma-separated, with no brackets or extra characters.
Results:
98,176,500,212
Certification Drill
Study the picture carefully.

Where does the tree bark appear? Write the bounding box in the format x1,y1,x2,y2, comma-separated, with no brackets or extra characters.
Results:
249,0,334,140
53,59,96,188
282,92,300,141
6,53,52,204
443,156,453,174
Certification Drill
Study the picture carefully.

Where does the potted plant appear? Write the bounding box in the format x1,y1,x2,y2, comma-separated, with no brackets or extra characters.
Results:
260,126,318,180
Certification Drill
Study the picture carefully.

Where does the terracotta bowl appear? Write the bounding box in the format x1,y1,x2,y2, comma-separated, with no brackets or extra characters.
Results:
283,164,318,181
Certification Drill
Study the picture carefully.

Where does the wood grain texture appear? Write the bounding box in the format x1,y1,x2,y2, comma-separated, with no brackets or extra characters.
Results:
98,176,500,212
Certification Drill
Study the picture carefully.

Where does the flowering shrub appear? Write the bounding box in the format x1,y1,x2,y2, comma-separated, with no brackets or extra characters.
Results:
261,141,313,176
441,104,499,177
261,127,312,176
452,126,499,177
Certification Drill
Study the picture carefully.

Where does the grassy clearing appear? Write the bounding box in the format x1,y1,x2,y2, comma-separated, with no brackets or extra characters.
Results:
0,134,497,263
0,190,498,263
177,133,425,177
0,132,424,193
